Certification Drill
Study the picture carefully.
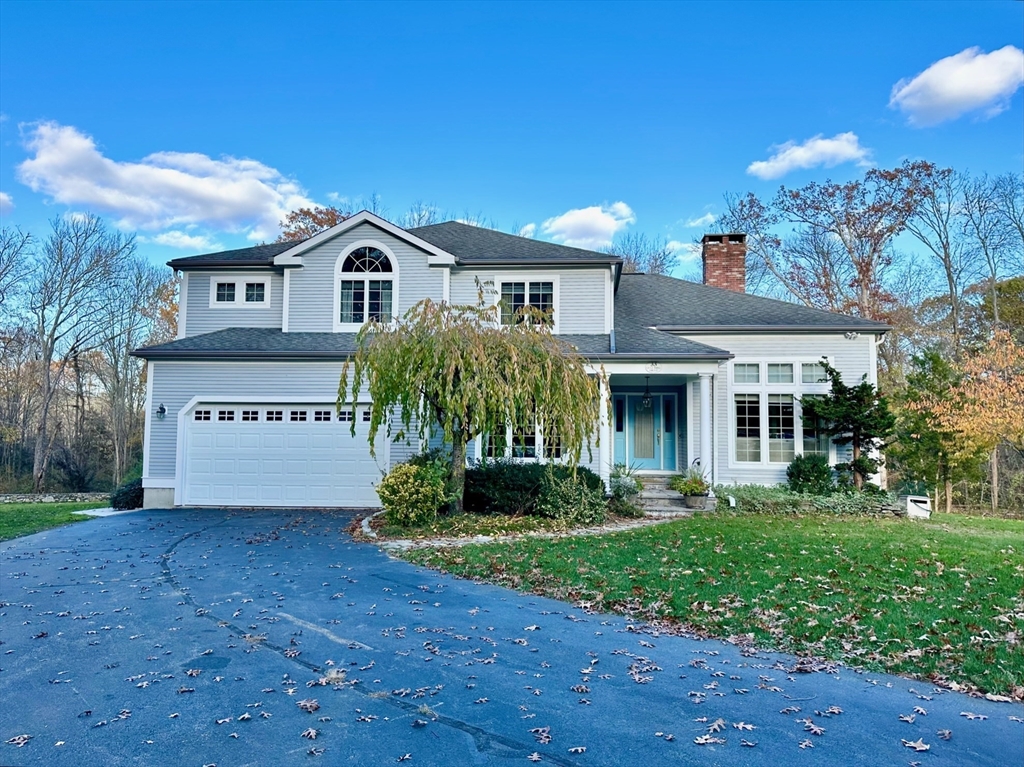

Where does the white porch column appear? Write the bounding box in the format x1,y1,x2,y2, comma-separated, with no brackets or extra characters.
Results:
698,372,713,479
598,376,611,488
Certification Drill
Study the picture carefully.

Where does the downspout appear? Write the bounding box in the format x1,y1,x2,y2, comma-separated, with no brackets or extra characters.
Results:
609,328,616,354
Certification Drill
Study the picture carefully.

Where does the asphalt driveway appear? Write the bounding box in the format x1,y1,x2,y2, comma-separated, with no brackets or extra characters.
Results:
1,509,1021,767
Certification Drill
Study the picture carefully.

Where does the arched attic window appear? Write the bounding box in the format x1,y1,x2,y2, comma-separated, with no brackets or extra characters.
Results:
338,246,394,324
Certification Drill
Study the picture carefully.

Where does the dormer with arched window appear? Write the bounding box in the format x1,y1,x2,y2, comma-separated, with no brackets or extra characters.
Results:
333,242,400,332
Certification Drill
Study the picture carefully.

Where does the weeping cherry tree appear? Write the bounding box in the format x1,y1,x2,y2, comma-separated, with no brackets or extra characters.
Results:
339,295,603,514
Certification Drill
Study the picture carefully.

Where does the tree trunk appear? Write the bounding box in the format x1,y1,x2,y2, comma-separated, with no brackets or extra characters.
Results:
944,478,952,515
450,434,467,515
991,446,999,513
852,440,863,490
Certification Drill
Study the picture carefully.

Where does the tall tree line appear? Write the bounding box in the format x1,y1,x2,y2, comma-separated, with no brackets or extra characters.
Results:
0,215,175,492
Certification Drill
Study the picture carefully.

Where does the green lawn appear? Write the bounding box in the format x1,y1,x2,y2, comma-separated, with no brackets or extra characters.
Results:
0,502,106,541
404,512,1024,698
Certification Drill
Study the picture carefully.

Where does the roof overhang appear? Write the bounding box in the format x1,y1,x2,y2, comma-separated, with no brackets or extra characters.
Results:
455,257,621,267
273,210,457,267
130,349,355,361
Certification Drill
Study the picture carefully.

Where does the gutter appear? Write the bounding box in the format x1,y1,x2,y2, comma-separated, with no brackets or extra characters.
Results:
456,257,621,267
130,349,356,361
166,259,277,270
653,324,892,333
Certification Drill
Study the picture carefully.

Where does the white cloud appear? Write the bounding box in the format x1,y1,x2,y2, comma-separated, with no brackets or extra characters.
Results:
541,202,635,249
684,212,715,228
0,192,12,214
147,231,220,251
326,192,349,205
518,223,536,238
746,132,872,180
667,240,701,263
889,45,1024,126
16,122,316,240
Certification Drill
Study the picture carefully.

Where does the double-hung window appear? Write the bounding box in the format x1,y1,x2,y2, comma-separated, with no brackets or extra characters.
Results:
499,280,555,326
338,246,394,326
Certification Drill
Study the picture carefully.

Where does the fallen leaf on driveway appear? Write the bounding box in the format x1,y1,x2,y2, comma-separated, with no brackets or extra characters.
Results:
902,738,930,752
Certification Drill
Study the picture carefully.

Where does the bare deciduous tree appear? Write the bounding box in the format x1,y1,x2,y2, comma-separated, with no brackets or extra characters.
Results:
603,232,675,275
0,227,30,309
27,215,134,491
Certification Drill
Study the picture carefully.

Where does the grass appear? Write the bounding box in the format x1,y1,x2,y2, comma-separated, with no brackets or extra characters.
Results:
0,501,106,541
372,512,575,540
404,511,1024,698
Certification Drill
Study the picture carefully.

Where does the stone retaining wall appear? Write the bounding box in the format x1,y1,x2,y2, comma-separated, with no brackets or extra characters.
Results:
0,492,110,504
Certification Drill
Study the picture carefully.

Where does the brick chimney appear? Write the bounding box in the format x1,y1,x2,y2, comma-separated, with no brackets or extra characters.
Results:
701,233,747,292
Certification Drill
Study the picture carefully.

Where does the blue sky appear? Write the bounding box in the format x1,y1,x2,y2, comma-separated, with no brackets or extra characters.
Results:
1,0,1021,272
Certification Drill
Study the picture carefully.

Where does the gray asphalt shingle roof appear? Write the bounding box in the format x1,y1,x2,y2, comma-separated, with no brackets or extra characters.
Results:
166,240,300,269
409,221,621,264
616,273,890,332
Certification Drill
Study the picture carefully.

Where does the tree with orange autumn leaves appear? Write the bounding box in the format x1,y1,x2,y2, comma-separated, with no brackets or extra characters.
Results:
924,330,1024,511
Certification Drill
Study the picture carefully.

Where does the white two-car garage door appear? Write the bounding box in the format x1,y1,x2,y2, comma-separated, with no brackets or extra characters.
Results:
183,404,383,507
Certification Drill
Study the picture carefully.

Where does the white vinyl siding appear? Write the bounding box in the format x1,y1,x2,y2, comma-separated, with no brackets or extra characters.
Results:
183,272,283,337
288,222,444,332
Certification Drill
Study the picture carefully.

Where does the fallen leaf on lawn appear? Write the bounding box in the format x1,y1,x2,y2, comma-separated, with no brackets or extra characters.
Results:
527,754,542,763
902,738,930,752
568,746,586,754
6,735,31,747
707,718,727,733
899,714,916,724
741,739,757,747
798,739,814,749
733,722,755,731
297,699,320,713
301,728,319,740
960,712,987,721
937,730,952,740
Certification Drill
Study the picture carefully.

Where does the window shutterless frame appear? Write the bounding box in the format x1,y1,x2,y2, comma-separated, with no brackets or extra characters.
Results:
208,275,272,308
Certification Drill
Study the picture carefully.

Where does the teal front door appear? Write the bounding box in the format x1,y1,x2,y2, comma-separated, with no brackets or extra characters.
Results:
623,394,677,472
628,395,662,470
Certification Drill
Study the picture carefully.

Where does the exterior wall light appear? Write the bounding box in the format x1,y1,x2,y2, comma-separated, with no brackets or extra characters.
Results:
156,404,167,419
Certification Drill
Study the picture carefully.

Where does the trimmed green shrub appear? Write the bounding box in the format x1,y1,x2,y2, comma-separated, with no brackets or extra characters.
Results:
715,483,900,516
464,459,602,517
377,462,448,527
536,469,607,525
110,477,144,510
786,453,835,495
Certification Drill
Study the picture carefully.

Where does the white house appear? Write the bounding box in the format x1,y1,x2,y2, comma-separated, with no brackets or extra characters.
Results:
133,211,888,509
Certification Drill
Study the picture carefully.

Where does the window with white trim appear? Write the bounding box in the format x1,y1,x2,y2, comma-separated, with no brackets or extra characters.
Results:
314,410,332,422
734,394,761,462
339,247,394,324
362,409,371,422
290,410,307,422
266,410,283,422
337,410,354,422
215,282,235,303
241,410,260,422
218,409,235,422
245,282,265,303
801,395,829,456
500,280,554,326
194,409,211,422
210,276,270,307
767,394,795,462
